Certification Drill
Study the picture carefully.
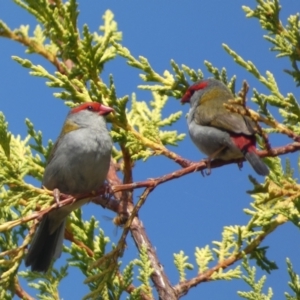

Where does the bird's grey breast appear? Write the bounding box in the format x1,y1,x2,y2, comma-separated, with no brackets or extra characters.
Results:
188,118,242,160
43,127,112,194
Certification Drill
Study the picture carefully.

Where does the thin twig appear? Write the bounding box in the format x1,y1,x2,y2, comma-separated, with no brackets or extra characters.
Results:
0,190,117,233
174,215,287,297
13,276,35,300
130,216,177,300
112,142,300,193
116,271,154,300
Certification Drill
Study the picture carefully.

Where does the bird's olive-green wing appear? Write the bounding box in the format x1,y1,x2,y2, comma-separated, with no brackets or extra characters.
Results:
194,104,257,135
192,86,258,135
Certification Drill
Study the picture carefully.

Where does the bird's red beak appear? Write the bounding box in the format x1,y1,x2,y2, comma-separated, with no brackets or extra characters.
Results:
99,104,114,116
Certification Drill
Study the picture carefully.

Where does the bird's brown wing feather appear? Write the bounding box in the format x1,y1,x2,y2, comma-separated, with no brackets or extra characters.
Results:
194,105,257,135
192,87,258,135
209,113,256,135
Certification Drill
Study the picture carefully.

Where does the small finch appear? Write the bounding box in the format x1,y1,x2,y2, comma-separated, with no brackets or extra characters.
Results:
25,102,113,272
181,79,269,176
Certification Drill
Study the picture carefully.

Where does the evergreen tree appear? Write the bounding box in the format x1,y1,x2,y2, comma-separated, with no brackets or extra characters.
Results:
0,1,300,299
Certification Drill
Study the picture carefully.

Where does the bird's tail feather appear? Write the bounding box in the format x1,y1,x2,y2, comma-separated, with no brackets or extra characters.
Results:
25,216,65,272
244,151,269,176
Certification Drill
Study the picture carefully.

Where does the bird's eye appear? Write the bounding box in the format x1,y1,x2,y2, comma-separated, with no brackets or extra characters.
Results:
86,105,94,111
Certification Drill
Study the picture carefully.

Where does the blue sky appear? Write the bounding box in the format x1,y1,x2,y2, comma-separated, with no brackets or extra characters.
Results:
1,1,300,299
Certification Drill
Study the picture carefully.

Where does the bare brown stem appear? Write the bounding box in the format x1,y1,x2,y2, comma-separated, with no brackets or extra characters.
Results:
13,276,35,300
116,271,154,300
64,228,94,257
174,215,286,297
0,28,65,73
130,216,177,300
112,142,300,194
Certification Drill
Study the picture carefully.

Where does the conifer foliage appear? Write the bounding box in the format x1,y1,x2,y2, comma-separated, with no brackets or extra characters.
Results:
0,0,300,299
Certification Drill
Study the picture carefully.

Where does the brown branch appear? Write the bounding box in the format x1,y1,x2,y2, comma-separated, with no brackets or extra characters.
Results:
106,160,123,200
239,81,272,151
120,144,134,203
103,157,177,299
0,26,65,73
254,119,272,151
228,80,273,151
125,186,177,299
112,142,300,193
64,228,94,257
225,104,300,143
104,159,133,225
174,215,287,297
100,183,151,267
130,216,177,300
225,100,272,151
92,186,177,299
0,188,120,233
258,114,300,143
111,118,193,169
90,188,151,270
13,276,35,300
258,142,300,156
237,80,249,106
116,271,154,300
112,161,206,193
226,81,300,146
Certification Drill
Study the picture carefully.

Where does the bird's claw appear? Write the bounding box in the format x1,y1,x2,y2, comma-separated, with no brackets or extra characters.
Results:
237,160,243,171
53,188,61,207
205,169,211,176
97,183,114,208
204,158,212,176
103,183,113,198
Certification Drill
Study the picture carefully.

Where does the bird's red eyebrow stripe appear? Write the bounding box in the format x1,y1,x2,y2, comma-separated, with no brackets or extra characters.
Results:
181,81,208,103
70,102,100,114
191,81,208,91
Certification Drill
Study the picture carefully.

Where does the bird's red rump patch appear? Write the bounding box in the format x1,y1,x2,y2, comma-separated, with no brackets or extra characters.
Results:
181,81,208,103
230,134,257,153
